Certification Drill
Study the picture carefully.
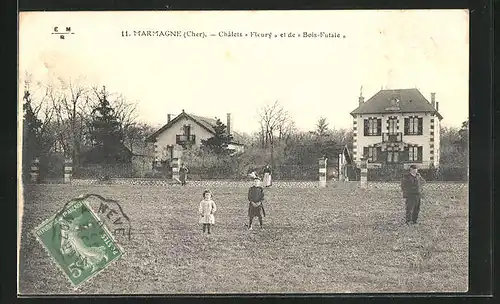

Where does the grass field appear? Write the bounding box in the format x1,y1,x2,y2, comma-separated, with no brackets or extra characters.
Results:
18,182,468,294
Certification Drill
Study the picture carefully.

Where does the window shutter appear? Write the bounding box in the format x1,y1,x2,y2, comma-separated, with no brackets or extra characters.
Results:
417,146,423,161
377,119,382,135
363,147,368,159
404,118,409,135
418,118,423,135
364,119,369,136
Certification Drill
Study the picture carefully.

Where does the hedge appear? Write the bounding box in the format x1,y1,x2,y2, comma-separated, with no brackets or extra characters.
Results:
353,166,468,182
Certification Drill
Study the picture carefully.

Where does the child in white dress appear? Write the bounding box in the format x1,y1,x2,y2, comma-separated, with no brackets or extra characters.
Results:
199,190,217,234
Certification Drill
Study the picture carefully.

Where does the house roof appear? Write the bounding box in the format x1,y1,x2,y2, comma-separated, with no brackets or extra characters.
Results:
350,88,443,120
146,111,245,145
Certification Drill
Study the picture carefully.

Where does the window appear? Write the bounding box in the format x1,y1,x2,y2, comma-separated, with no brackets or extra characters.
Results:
183,125,191,135
408,146,423,162
388,118,398,134
364,118,381,136
387,146,399,163
405,117,423,135
363,146,378,162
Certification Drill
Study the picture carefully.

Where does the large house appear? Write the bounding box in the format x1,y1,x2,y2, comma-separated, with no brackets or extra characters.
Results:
350,88,443,169
146,110,245,161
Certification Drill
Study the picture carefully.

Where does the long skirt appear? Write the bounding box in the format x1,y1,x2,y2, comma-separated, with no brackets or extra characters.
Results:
179,173,187,184
263,173,272,187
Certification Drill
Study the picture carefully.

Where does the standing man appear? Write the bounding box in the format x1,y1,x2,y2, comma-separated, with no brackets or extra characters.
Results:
246,177,266,230
179,163,189,186
401,165,426,225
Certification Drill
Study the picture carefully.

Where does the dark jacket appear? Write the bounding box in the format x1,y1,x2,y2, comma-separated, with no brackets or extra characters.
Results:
401,172,425,198
248,186,264,202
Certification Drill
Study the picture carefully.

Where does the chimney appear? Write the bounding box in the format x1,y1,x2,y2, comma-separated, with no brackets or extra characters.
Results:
358,86,364,106
431,92,436,108
436,102,439,111
358,95,364,105
226,113,231,135
167,114,171,123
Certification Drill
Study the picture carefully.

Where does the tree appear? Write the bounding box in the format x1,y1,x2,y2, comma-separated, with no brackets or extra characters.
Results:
108,93,139,152
122,122,156,155
440,124,467,167
22,75,57,180
88,86,127,163
201,118,233,155
258,100,288,147
22,90,43,179
50,76,91,168
258,100,290,166
315,117,329,137
457,119,469,153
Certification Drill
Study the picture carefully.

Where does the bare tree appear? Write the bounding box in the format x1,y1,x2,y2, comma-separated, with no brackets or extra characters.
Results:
110,94,138,152
258,100,290,166
258,100,288,147
50,76,91,167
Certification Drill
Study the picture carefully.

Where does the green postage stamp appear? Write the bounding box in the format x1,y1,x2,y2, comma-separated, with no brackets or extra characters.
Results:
33,198,124,288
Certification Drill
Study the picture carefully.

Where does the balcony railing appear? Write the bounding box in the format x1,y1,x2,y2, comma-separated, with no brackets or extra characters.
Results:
382,132,402,143
176,134,196,145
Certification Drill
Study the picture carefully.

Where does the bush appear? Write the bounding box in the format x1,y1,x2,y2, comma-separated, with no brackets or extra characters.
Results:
39,153,65,180
182,147,241,179
75,164,136,178
353,165,468,182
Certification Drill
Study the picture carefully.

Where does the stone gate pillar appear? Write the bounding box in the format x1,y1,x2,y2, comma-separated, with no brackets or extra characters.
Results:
30,157,40,184
338,153,344,182
318,157,327,188
171,146,183,182
360,157,368,189
64,158,73,184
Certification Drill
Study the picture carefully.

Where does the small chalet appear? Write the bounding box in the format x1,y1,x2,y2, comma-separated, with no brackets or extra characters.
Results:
146,110,245,161
350,88,443,169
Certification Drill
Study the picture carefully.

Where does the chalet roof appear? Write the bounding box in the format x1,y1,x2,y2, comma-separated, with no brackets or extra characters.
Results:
146,111,245,145
350,88,443,119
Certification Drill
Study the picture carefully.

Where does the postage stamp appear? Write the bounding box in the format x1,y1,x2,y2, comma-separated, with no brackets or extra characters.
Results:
33,198,124,288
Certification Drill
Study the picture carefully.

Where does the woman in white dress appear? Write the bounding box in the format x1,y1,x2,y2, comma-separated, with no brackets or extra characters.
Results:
262,164,272,187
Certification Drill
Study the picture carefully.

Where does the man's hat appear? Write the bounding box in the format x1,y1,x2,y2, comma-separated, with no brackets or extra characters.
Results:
409,165,418,169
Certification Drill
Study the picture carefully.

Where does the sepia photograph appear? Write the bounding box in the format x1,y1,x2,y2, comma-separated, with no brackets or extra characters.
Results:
18,10,469,294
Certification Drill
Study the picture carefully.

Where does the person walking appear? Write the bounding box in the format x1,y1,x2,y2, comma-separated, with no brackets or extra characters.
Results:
246,177,266,230
400,165,426,225
179,163,189,186
199,190,217,234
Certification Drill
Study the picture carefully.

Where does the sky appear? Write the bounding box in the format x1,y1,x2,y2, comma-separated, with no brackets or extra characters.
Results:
18,10,469,134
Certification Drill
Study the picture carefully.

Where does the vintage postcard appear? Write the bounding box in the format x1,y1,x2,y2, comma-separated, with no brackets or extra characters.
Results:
18,10,469,294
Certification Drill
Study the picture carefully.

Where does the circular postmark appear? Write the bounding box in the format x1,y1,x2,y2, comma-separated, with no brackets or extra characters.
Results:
56,194,132,245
